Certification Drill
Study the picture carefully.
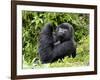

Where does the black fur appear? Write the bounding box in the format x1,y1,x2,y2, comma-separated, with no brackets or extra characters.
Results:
38,23,76,63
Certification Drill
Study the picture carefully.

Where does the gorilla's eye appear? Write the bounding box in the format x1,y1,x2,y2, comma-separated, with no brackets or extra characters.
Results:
63,29,68,32
59,28,68,33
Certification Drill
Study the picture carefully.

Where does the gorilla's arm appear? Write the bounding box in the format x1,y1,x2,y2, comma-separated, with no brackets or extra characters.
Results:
38,23,54,63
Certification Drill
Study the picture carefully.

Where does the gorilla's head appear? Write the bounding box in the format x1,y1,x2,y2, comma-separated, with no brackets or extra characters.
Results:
56,23,74,42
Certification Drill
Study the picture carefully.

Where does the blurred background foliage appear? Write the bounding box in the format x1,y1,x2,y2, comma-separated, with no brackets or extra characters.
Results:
22,11,89,68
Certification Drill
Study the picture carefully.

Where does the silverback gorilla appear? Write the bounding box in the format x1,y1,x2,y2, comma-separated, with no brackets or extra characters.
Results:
38,23,76,63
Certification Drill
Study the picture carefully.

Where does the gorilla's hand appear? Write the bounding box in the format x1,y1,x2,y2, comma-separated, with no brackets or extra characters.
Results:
41,23,53,35
54,41,61,46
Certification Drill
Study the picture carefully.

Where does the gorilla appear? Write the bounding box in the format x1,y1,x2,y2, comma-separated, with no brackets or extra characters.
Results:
38,23,76,63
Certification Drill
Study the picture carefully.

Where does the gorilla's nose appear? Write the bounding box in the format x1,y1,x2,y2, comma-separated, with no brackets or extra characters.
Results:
58,32,64,37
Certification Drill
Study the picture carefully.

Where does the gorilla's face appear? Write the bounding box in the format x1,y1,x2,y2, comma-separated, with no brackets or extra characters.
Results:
56,23,72,42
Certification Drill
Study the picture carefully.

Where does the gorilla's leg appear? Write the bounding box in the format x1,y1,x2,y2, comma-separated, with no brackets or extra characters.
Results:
39,23,54,63
51,41,76,62
72,49,76,58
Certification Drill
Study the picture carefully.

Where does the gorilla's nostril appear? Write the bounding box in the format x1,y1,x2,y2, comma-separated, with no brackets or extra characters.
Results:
58,32,64,36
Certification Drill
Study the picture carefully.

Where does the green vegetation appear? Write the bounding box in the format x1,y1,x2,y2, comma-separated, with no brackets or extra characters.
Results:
22,11,89,69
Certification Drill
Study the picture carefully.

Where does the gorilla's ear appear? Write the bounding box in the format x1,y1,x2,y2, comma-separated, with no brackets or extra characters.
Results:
69,24,76,46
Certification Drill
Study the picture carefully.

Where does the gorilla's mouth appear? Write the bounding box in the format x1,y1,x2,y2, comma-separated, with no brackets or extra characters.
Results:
58,34,71,42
